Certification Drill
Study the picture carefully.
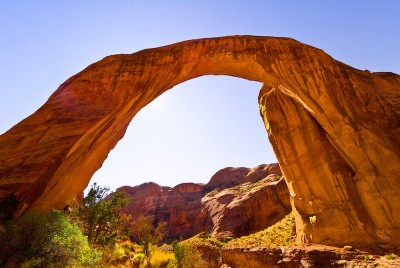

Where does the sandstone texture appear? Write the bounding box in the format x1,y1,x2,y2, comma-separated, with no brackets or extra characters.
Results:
221,246,400,268
0,36,399,246
119,182,207,240
119,164,289,240
202,164,290,238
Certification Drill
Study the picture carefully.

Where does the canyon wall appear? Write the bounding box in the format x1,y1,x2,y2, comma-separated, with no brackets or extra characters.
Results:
119,163,290,240
0,36,399,246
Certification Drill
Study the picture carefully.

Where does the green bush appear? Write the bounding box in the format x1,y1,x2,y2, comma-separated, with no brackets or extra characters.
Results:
385,253,398,260
70,183,130,247
0,210,101,267
172,241,207,268
172,241,185,268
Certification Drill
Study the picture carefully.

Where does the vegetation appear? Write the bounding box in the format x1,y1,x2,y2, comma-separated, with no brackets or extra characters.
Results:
224,212,296,248
0,210,101,267
178,233,222,267
71,183,130,247
133,215,167,257
149,247,174,267
384,253,398,260
172,241,185,268
0,183,132,267
172,240,207,268
0,182,298,267
168,213,296,267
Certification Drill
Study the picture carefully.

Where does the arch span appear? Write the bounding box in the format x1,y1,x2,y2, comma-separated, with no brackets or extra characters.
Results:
0,36,399,246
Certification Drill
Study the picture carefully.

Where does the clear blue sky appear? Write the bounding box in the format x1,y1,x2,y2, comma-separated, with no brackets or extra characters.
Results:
0,1,399,190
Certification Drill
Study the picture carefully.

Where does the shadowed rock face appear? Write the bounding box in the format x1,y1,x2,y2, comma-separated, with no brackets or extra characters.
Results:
0,36,399,246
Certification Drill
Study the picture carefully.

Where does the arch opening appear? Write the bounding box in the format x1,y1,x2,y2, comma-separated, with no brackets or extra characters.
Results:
0,36,399,246
90,75,276,190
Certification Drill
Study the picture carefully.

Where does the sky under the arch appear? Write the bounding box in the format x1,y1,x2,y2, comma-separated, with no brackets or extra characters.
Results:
0,1,399,191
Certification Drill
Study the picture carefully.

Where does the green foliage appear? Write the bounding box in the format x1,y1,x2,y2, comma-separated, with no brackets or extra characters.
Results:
172,241,207,268
72,183,130,247
133,252,146,265
224,212,296,248
183,232,225,249
179,234,221,267
0,210,101,267
134,215,167,257
385,253,398,260
172,240,185,268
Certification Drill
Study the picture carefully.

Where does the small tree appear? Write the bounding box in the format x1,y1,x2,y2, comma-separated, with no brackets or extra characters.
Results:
172,240,185,268
172,241,206,268
134,215,166,257
73,183,130,246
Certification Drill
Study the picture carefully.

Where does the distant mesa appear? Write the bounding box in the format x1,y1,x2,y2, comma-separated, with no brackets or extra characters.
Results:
118,163,290,241
0,36,399,247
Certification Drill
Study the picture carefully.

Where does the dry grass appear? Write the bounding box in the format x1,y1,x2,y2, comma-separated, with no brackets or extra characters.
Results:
224,212,296,248
180,233,223,267
150,248,175,267
182,232,225,249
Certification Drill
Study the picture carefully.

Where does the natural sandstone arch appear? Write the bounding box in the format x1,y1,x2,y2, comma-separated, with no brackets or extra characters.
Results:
0,36,399,246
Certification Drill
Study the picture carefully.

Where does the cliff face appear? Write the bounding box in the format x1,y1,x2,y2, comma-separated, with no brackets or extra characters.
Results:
0,36,399,246
119,182,208,240
119,164,289,240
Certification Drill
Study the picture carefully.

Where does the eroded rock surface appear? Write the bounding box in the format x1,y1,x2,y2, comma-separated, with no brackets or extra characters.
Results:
0,36,399,246
221,246,400,268
202,166,290,238
119,164,289,240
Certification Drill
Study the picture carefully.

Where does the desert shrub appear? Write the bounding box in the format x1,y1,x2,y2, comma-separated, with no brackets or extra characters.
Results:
0,209,101,267
133,215,167,257
133,252,146,265
70,183,130,247
172,241,207,268
178,235,221,268
172,241,185,268
384,253,398,260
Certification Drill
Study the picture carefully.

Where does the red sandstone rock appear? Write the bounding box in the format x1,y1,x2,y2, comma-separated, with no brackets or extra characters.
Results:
221,246,400,268
120,181,207,240
118,164,289,240
204,163,281,191
0,36,399,246
202,175,290,238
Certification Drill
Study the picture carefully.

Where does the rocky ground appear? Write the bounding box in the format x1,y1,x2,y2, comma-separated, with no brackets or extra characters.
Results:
221,245,400,268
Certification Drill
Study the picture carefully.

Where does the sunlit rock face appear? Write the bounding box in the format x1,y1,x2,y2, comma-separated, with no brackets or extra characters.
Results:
119,182,207,240
0,36,399,246
202,164,290,238
118,164,289,240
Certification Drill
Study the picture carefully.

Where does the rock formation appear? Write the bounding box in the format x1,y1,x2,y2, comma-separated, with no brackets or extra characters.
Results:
202,163,290,238
119,182,207,240
0,36,399,246
119,164,290,240
221,246,400,268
